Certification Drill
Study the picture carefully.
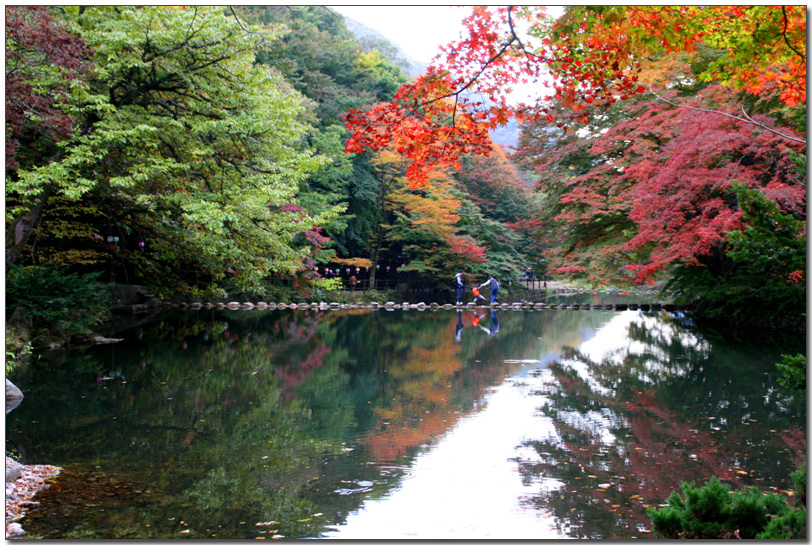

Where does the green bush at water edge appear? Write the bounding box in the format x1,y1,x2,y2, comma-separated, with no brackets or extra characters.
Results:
6,263,111,344
648,466,806,539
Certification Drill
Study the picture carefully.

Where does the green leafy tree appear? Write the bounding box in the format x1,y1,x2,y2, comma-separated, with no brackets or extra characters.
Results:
6,6,339,297
5,6,92,265
244,5,410,263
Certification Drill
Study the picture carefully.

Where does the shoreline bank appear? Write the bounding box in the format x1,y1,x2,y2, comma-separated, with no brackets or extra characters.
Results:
5,458,61,539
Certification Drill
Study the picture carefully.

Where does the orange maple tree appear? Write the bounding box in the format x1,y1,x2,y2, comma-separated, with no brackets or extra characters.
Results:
344,6,806,183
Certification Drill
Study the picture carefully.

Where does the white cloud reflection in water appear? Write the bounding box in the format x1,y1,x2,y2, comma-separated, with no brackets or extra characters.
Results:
565,311,711,395
323,361,566,539
324,311,714,539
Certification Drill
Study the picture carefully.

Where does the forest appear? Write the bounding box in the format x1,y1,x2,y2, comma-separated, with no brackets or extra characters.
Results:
5,6,807,339
4,7,807,540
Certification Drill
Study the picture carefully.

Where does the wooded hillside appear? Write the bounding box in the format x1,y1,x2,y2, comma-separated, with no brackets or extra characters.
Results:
6,6,806,330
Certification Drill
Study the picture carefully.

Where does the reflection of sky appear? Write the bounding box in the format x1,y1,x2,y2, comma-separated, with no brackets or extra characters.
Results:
564,312,711,396
506,356,559,378
556,409,620,446
324,311,714,539
324,361,566,539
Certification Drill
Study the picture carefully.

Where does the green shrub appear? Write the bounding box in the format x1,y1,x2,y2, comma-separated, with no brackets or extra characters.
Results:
777,354,806,391
648,476,805,539
758,506,807,539
6,263,111,341
790,459,806,507
312,277,343,292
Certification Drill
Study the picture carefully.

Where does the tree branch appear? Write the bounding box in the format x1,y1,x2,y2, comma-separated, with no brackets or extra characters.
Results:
648,86,806,145
780,7,805,61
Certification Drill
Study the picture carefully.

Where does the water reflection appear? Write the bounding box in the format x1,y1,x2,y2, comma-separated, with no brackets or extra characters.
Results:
515,312,805,538
7,306,805,540
475,310,500,336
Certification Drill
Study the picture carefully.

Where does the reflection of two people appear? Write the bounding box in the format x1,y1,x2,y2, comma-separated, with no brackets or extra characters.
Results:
456,310,500,341
472,309,500,336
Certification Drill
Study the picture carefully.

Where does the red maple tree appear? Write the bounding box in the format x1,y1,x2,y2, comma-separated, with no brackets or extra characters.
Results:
344,6,806,184
5,6,92,170
522,85,805,284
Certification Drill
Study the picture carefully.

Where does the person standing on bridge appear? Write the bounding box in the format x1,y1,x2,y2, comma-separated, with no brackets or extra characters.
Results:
479,274,500,304
454,271,466,304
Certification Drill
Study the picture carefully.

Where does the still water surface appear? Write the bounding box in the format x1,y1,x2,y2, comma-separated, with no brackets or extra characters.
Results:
7,300,805,539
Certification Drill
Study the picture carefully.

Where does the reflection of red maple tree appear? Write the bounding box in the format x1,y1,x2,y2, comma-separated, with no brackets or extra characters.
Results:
275,344,328,403
618,387,742,496
524,355,803,538
363,318,533,461
265,311,330,402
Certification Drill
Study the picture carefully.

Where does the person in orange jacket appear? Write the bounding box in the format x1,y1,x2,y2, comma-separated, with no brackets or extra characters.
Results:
472,286,488,304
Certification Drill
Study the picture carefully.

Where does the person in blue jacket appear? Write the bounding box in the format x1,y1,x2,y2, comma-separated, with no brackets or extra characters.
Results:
479,274,500,304
454,271,465,303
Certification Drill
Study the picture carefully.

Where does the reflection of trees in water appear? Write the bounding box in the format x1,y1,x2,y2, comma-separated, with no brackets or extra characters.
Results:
325,310,545,461
13,309,804,539
12,310,356,539
15,309,561,538
514,312,805,539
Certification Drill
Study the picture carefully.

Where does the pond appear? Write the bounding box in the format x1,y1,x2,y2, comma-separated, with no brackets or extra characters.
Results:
7,299,806,539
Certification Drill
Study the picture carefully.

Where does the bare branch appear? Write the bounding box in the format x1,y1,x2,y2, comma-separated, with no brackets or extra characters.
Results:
780,7,805,61
648,86,806,145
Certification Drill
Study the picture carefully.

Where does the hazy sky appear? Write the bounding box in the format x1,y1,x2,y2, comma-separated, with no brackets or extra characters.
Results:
329,5,471,64
329,5,563,105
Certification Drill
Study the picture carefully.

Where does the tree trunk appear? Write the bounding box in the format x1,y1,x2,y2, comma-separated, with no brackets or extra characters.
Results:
368,237,381,290
6,185,52,268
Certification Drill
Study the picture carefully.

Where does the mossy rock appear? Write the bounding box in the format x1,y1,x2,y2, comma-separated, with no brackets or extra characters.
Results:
5,319,31,354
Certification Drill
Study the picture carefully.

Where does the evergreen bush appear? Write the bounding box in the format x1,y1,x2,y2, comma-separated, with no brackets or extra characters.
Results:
6,263,111,341
648,475,806,539
777,354,806,391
